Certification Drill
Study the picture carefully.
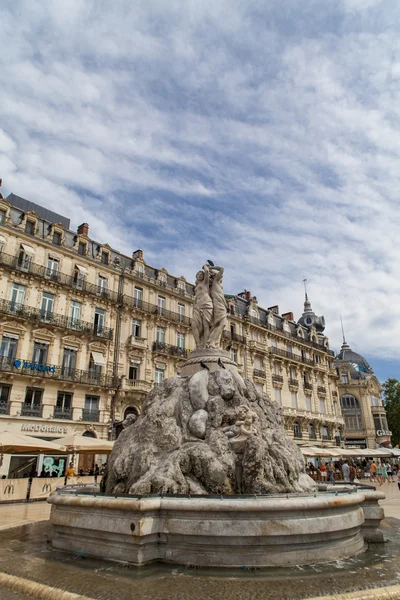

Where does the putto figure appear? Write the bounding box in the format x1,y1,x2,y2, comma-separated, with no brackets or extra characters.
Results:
192,262,228,349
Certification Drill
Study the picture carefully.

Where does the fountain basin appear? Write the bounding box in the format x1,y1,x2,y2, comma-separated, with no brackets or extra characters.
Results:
48,489,374,567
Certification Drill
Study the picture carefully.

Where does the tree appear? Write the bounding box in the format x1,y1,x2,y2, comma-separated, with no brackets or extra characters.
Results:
382,378,400,447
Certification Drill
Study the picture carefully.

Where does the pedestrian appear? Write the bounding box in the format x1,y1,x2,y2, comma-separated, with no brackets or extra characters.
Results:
342,461,350,483
328,461,335,483
382,463,389,484
64,462,75,486
370,461,377,482
320,462,327,481
397,469,400,491
94,463,100,484
349,463,356,483
376,462,383,486
387,463,394,483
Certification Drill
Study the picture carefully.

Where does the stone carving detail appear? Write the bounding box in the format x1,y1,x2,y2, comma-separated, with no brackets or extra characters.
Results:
192,263,228,350
104,367,316,495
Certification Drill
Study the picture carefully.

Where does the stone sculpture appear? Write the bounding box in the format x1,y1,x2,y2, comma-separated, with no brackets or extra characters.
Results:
192,262,228,349
104,366,316,495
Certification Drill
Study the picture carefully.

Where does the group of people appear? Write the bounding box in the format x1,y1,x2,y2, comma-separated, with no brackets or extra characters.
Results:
307,458,400,489
64,462,106,485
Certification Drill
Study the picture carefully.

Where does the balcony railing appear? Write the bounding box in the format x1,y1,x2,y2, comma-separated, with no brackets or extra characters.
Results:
124,379,152,392
0,251,119,303
223,331,246,344
123,296,192,326
152,341,189,358
332,391,338,397
82,409,100,422
0,299,113,340
53,406,73,420
0,400,10,415
272,374,283,384
0,357,116,388
21,403,43,417
253,369,266,378
303,381,313,390
269,347,314,366
317,386,327,395
289,378,298,387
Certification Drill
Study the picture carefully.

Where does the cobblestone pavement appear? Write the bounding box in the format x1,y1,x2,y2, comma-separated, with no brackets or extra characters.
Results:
0,482,399,600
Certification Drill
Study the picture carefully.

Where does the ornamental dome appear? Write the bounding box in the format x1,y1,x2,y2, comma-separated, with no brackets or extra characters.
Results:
297,293,325,332
334,340,373,379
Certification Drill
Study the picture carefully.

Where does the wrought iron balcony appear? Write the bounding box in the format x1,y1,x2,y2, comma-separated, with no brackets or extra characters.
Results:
124,379,152,392
152,341,189,358
269,347,314,366
82,409,100,422
0,299,113,340
317,386,327,395
0,251,119,303
303,381,313,390
53,406,73,420
123,295,192,326
272,374,283,384
0,357,116,388
223,331,246,344
0,400,10,415
253,369,266,378
289,378,299,387
21,403,43,417
332,390,338,397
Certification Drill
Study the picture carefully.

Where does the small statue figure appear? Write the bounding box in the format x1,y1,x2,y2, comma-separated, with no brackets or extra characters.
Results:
223,406,257,440
192,262,228,350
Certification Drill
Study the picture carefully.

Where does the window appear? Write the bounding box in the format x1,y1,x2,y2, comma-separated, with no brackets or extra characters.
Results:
78,242,86,256
84,395,100,421
314,354,320,364
345,414,364,430
55,392,72,416
290,366,296,379
341,371,349,384
0,209,6,224
32,341,48,364
273,362,280,375
158,274,167,287
155,367,164,386
178,282,185,295
94,308,105,335
0,384,11,412
321,426,329,440
100,251,109,265
301,349,306,361
319,398,326,414
133,287,143,308
274,387,281,404
23,388,43,416
25,220,35,235
178,303,185,321
40,292,54,320
10,283,25,309
18,246,32,271
291,391,297,409
333,400,338,416
230,348,237,362
177,333,185,349
46,256,59,280
73,266,86,290
271,339,277,349
88,355,102,378
371,395,380,407
293,422,302,438
97,275,108,296
62,348,77,375
52,231,62,246
128,362,139,380
68,301,82,326
287,344,293,354
156,327,165,343
305,395,312,411
0,334,18,360
309,424,316,439
132,319,141,338
157,295,166,316
136,265,144,279
340,394,360,410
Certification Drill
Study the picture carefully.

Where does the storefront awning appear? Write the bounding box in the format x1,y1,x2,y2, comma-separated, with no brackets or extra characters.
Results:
91,351,106,367
21,244,36,255
75,264,88,275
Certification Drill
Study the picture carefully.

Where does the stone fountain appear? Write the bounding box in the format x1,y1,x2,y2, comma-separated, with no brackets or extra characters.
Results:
48,262,385,567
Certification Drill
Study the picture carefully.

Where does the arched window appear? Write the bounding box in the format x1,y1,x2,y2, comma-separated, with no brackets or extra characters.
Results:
340,394,364,431
340,394,360,410
83,430,96,438
124,406,139,420
308,423,316,439
293,422,302,438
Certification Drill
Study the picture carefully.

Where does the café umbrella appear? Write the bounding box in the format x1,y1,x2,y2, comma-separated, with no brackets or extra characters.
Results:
0,431,67,454
53,433,114,454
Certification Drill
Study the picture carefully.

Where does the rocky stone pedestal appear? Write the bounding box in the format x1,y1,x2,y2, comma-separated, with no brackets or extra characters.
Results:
180,348,237,377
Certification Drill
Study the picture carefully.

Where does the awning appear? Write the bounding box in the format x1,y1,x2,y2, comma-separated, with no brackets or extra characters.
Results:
75,264,88,275
91,351,106,367
390,448,400,457
21,244,36,255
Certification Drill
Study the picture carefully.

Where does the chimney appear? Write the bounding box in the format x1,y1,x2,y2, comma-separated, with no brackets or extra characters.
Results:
77,223,89,236
268,305,280,315
282,312,294,321
245,290,252,302
132,249,143,260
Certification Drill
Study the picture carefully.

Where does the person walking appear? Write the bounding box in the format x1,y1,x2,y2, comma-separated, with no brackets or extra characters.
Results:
342,461,350,483
64,462,75,486
376,462,383,486
320,462,327,481
328,461,335,483
382,462,389,484
94,464,100,484
370,461,377,483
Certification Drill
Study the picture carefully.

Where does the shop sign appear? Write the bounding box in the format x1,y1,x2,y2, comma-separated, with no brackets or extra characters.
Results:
376,429,392,437
21,424,68,434
13,360,56,373
344,439,367,448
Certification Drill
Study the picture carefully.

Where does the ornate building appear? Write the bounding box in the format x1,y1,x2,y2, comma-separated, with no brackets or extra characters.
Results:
0,192,343,475
335,338,390,449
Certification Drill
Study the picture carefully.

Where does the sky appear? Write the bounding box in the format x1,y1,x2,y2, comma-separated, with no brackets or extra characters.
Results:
1,0,400,382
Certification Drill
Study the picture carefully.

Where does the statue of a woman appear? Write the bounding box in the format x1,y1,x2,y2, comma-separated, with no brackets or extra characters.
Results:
207,265,228,349
192,265,213,349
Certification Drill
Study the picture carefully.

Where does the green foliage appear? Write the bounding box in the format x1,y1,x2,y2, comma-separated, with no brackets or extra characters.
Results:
382,378,400,446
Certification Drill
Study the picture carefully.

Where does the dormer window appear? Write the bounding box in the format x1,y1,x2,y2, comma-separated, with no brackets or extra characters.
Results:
137,264,144,279
52,231,62,246
341,371,349,384
306,317,313,325
178,282,185,295
158,273,167,287
0,209,6,224
78,242,86,256
25,220,35,235
100,251,109,265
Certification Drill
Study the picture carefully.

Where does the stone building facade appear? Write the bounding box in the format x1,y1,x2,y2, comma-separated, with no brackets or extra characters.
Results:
335,339,390,450
0,193,344,475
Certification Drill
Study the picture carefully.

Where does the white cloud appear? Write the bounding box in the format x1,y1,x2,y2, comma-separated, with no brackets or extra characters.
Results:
1,0,400,372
